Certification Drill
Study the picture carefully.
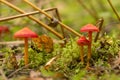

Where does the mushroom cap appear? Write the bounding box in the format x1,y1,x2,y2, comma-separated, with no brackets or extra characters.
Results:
14,27,38,38
80,24,99,32
77,36,90,46
0,26,9,33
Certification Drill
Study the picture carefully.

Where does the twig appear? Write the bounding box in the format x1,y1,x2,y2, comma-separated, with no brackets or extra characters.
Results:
0,8,61,22
112,51,120,69
0,41,24,45
107,0,120,21
8,63,31,78
0,69,8,80
0,11,40,22
77,0,98,20
53,8,65,39
44,56,57,70
0,57,8,80
0,2,2,16
89,0,98,18
96,0,107,11
94,18,104,42
41,8,65,41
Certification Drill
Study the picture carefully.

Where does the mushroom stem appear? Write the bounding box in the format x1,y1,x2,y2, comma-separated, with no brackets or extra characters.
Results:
88,31,92,43
86,32,92,68
0,33,1,41
86,44,91,69
24,38,28,66
80,46,84,63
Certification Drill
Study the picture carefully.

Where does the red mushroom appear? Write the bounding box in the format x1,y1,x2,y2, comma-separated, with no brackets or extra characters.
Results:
14,27,38,66
80,24,99,69
0,26,9,40
77,36,90,63
0,26,9,33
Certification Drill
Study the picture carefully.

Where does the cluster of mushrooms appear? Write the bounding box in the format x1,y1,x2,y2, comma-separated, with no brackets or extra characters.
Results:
0,24,99,69
77,24,99,69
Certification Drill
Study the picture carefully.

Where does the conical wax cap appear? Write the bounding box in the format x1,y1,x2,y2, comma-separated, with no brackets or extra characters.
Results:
14,27,38,38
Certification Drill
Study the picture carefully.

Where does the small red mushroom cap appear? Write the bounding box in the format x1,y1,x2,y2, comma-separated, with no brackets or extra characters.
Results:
14,27,38,38
77,36,90,46
0,26,9,33
80,24,99,32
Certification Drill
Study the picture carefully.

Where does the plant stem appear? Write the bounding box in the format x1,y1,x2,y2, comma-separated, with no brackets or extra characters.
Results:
43,8,66,43
44,56,57,70
88,32,92,43
0,8,61,22
8,63,31,78
80,46,84,63
77,0,98,20
24,38,28,66
0,11,40,22
107,0,120,21
97,0,106,11
89,0,98,18
94,18,104,42
86,32,92,68
86,44,91,69
54,8,65,39
0,69,8,80
0,33,1,41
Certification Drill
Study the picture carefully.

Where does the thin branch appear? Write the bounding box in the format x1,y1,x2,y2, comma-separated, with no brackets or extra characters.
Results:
8,63,31,78
41,8,65,40
94,18,104,42
0,69,8,80
89,0,98,17
96,0,107,11
0,8,61,22
0,41,24,45
0,11,40,22
107,0,120,21
44,56,57,70
77,0,98,20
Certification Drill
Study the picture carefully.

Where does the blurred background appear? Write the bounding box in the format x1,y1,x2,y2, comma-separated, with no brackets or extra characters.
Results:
0,0,120,41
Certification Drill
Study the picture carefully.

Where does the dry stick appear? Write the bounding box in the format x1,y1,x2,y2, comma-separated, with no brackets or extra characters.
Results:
44,56,57,70
0,11,40,22
0,41,24,45
107,0,120,21
77,0,98,20
46,8,67,43
0,2,1,16
53,8,65,39
97,0,107,11
89,0,98,18
23,0,82,37
0,8,61,22
94,18,104,42
0,58,8,80
0,8,59,22
0,0,63,39
0,69,8,80
40,7,65,40
8,63,31,78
